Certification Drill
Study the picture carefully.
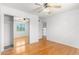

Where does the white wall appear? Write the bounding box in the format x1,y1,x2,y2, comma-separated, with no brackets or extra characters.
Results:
45,8,79,48
30,16,39,43
0,5,39,52
0,15,1,52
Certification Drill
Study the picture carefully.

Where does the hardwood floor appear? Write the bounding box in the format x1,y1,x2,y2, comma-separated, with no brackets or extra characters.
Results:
14,36,29,48
1,39,79,55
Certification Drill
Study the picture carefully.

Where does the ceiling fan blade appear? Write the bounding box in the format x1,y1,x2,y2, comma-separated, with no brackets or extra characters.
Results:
47,5,61,8
38,8,45,13
33,7,44,13
34,7,42,10
35,3,42,6
37,8,44,13
53,5,61,8
47,3,61,8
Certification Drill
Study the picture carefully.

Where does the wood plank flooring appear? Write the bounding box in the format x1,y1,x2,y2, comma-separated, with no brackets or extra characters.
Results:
1,39,79,55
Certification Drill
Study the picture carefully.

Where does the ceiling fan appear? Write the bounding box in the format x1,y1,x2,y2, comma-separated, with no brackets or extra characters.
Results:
34,3,61,14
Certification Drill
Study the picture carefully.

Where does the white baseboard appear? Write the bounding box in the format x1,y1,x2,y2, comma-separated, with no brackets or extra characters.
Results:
47,39,79,49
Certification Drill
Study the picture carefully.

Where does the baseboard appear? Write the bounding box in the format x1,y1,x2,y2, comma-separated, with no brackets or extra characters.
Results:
47,39,79,49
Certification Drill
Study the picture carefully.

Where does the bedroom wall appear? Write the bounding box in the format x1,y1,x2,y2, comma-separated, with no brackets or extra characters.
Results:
29,16,39,44
45,8,79,48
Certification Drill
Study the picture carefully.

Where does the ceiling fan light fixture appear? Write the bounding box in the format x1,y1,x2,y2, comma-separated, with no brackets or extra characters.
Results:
43,7,50,12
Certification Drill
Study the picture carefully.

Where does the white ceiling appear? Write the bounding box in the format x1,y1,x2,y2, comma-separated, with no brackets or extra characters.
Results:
1,3,79,18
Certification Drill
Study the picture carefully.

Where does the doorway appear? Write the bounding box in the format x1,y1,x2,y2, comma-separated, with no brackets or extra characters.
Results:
4,15,14,50
4,15,30,52
14,17,29,50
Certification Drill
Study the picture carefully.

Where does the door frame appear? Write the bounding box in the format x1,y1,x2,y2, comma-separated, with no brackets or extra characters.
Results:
4,14,14,50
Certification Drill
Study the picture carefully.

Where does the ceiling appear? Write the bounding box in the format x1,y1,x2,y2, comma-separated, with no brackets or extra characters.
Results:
0,3,79,18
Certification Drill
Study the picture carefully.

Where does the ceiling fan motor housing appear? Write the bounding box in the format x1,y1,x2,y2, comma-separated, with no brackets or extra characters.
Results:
44,3,48,8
